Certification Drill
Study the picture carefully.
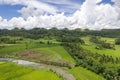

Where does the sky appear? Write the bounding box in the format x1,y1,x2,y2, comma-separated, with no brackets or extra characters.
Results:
0,0,120,30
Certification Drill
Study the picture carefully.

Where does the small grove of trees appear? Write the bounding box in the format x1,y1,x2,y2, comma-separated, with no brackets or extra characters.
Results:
0,37,16,44
102,42,115,49
89,36,101,44
57,36,85,44
115,38,120,45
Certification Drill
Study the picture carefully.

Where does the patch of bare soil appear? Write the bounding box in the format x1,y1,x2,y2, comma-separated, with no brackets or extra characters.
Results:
19,50,52,61
19,50,74,68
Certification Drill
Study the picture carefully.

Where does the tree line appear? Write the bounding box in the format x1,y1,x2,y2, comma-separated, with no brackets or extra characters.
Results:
1,28,120,39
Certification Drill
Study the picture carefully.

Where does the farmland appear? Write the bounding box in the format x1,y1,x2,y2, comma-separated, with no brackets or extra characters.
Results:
81,36,120,58
68,67,105,80
0,62,63,80
1,28,120,80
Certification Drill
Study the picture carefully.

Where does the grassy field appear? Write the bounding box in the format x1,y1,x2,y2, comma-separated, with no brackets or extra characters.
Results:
81,36,120,58
82,45,120,58
0,62,63,80
68,67,105,80
0,44,25,54
81,36,115,44
35,45,75,63
1,36,119,80
0,38,75,64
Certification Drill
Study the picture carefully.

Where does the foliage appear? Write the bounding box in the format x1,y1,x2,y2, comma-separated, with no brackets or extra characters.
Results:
62,42,120,80
1,28,120,40
115,38,120,45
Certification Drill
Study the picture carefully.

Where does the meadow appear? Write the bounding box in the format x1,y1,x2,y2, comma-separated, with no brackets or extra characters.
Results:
81,36,120,58
82,45,120,58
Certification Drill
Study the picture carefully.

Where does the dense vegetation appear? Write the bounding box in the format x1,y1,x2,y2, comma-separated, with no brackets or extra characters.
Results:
0,28,120,40
62,42,120,80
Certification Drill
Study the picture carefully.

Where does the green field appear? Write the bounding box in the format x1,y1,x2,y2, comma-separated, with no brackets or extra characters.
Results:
0,38,75,64
82,45,120,58
1,36,119,80
0,62,63,80
81,36,120,58
68,67,105,80
35,45,75,63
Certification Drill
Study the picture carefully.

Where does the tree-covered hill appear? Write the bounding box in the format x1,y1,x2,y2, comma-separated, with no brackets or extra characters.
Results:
0,28,120,39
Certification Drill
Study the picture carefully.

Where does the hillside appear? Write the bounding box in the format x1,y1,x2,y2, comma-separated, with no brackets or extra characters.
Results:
1,29,120,80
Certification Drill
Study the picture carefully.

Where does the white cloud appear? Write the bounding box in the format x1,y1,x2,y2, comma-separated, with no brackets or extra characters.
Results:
0,0,57,18
112,0,120,7
18,0,57,18
0,0,120,30
71,0,120,30
40,0,81,13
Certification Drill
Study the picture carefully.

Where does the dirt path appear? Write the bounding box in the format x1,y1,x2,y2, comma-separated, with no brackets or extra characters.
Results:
0,58,76,80
46,65,76,80
13,59,76,80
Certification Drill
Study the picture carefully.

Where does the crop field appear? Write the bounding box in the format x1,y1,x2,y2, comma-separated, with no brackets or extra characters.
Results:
35,45,75,63
81,36,120,58
0,35,120,80
0,37,75,64
68,67,105,80
82,45,120,58
0,62,63,80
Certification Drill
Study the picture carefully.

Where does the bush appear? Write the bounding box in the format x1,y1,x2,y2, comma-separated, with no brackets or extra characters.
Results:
115,38,120,45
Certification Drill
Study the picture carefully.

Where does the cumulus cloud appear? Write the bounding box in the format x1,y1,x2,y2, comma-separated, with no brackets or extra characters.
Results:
0,0,120,30
72,0,120,29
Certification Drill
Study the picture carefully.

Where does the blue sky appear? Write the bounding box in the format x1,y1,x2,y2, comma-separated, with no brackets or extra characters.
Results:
0,4,24,19
0,0,114,19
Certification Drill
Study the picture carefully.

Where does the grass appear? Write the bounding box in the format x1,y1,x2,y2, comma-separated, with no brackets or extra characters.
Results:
0,42,55,55
0,62,63,80
0,44,25,54
81,45,120,58
81,36,120,58
13,70,62,80
68,67,105,80
0,39,75,64
35,45,75,64
81,36,116,45
81,36,91,44
101,37,116,42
